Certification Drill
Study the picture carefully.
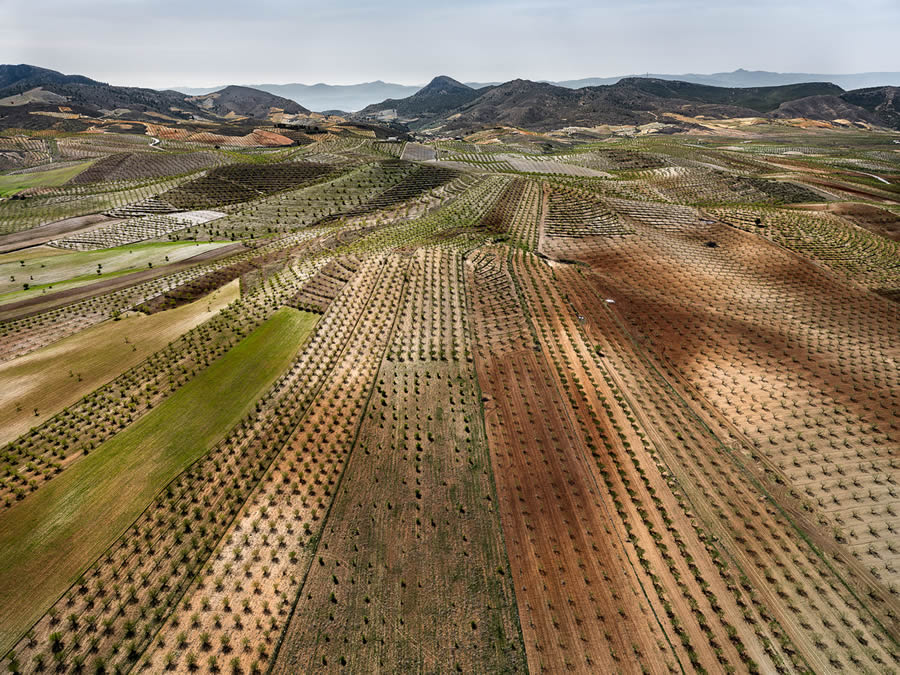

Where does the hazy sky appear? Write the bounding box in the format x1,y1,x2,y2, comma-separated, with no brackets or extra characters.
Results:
3,0,898,88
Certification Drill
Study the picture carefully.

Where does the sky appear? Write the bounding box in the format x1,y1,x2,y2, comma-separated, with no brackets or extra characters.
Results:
2,0,899,88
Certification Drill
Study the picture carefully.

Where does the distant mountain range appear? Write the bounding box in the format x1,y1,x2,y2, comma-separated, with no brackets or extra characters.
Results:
170,69,900,112
2,64,899,136
553,69,900,91
354,75,900,133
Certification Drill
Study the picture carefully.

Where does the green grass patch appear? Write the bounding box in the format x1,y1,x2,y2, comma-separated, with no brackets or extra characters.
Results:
0,241,231,299
0,307,318,651
0,280,241,446
0,269,138,303
0,162,93,197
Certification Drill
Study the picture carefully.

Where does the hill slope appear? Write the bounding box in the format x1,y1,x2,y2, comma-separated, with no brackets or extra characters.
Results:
769,95,877,124
0,64,203,123
0,64,97,90
186,85,309,119
357,76,484,124
840,86,900,129
170,71,900,113
0,65,317,131
614,78,844,113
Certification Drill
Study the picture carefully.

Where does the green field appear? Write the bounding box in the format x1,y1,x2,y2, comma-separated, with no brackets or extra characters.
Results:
0,162,93,197
0,241,232,302
0,279,241,446
0,307,318,651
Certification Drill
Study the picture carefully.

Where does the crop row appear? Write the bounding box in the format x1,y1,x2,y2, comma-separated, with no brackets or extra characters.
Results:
468,258,679,671
545,185,634,238
343,174,512,253
504,179,542,250
0,293,272,507
68,152,232,185
3,253,394,671
715,206,900,296
0,175,198,235
0,230,320,360
0,137,53,170
190,160,420,239
0,247,329,505
138,254,407,674
157,162,335,211
512,250,788,671
316,163,461,225
288,255,360,314
543,216,899,669
48,211,224,251
272,246,524,672
56,135,161,161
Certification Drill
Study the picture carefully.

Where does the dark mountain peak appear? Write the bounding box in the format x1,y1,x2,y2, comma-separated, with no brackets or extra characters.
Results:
615,76,664,86
358,76,480,120
0,64,209,126
845,85,899,97
418,76,472,95
502,78,542,87
214,84,261,95
0,64,101,90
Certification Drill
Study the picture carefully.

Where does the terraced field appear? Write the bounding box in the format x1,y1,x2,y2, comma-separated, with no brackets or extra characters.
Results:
0,123,897,674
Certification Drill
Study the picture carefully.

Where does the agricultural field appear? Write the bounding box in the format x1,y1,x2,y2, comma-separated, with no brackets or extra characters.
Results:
0,163,94,198
0,120,898,674
0,240,232,302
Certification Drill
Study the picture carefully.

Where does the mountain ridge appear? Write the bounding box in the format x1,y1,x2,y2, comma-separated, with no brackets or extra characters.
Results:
0,65,317,133
167,69,900,112
356,76,898,132
2,65,899,134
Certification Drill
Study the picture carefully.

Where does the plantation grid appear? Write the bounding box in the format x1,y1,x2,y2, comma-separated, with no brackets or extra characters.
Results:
0,120,898,674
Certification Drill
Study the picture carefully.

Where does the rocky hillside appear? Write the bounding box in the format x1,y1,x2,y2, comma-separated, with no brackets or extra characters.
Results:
840,87,900,129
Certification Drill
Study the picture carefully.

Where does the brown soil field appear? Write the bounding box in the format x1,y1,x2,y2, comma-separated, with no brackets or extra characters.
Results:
540,205,900,671
799,176,898,203
790,201,900,240
512,251,788,670
144,124,295,147
467,249,680,672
